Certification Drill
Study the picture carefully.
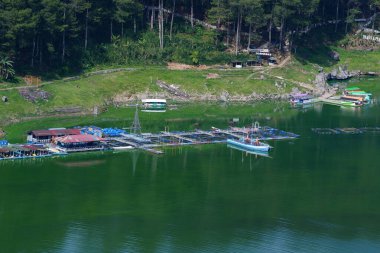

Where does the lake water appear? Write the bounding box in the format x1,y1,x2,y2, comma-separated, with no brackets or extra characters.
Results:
1,79,380,252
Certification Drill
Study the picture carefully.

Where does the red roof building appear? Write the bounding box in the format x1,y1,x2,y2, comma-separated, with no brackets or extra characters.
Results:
54,134,105,151
55,134,103,144
27,129,81,143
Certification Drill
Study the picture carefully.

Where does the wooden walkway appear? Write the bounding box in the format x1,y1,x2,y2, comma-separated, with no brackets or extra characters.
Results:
160,131,195,143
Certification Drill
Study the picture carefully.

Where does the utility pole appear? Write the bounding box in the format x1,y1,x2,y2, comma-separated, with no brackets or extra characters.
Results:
131,105,141,135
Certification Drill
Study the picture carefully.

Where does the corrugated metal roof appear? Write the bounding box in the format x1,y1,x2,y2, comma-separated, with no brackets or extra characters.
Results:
30,129,81,137
55,134,103,144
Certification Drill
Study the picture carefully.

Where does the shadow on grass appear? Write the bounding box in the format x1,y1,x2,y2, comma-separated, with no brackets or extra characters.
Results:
293,25,348,68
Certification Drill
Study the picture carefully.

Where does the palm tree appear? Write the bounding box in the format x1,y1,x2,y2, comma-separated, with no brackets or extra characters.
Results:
0,56,15,80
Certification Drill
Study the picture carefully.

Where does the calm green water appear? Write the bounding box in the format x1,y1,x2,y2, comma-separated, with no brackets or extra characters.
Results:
1,80,380,252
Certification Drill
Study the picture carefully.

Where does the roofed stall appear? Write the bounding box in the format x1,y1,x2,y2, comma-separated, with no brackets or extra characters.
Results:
0,145,51,159
231,61,244,68
246,60,262,66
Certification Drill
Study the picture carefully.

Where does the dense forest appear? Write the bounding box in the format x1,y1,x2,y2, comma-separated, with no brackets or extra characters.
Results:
0,0,379,78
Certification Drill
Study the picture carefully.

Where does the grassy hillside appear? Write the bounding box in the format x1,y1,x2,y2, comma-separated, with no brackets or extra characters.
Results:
0,44,379,127
0,65,309,122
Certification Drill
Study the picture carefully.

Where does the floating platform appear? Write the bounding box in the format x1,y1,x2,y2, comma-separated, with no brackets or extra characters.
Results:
1,126,299,161
105,126,298,154
312,127,380,135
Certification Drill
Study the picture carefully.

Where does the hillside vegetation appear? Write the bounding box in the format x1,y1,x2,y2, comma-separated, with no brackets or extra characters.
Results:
1,0,379,78
1,0,380,132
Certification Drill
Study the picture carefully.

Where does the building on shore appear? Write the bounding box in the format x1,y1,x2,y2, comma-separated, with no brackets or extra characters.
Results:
27,129,81,143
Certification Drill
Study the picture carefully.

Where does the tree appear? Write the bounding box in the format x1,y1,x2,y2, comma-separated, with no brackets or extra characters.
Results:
0,0,377,74
371,0,380,34
265,0,278,45
345,0,361,34
114,0,131,38
244,0,265,49
0,57,15,80
191,0,194,28
158,0,164,49
335,0,341,32
229,0,244,55
83,1,92,50
207,0,232,46
208,0,231,28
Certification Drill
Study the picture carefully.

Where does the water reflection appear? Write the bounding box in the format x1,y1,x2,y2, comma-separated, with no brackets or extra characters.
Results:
1,83,380,252
58,160,106,168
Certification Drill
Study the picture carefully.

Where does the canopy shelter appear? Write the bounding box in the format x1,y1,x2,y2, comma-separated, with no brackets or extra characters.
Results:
0,145,50,158
54,134,104,151
246,60,262,66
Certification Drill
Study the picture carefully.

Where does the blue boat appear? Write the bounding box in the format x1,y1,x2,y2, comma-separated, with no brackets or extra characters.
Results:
227,138,272,152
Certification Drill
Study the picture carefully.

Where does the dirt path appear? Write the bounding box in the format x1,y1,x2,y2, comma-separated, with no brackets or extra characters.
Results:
0,85,44,91
261,69,315,91
277,55,292,68
320,89,337,99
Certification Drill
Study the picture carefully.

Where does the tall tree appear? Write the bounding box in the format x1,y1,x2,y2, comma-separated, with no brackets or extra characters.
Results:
335,0,341,32
371,0,380,34
191,0,194,28
208,0,232,28
114,0,131,38
170,0,176,40
244,0,265,49
158,0,164,49
345,0,361,34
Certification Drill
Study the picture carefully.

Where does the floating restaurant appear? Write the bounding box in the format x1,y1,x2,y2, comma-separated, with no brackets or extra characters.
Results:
53,134,105,153
1,109,301,161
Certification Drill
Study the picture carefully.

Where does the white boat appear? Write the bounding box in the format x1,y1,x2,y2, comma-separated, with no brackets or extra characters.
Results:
113,146,134,151
141,109,167,113
227,138,272,152
227,144,271,157
141,99,167,110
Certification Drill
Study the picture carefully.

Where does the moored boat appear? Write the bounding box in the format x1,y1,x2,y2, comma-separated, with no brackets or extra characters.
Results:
113,146,134,151
227,138,272,152
340,95,365,103
344,87,372,101
141,99,167,110
320,98,362,107
345,87,361,92
227,144,271,157
290,94,318,106
345,91,372,102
